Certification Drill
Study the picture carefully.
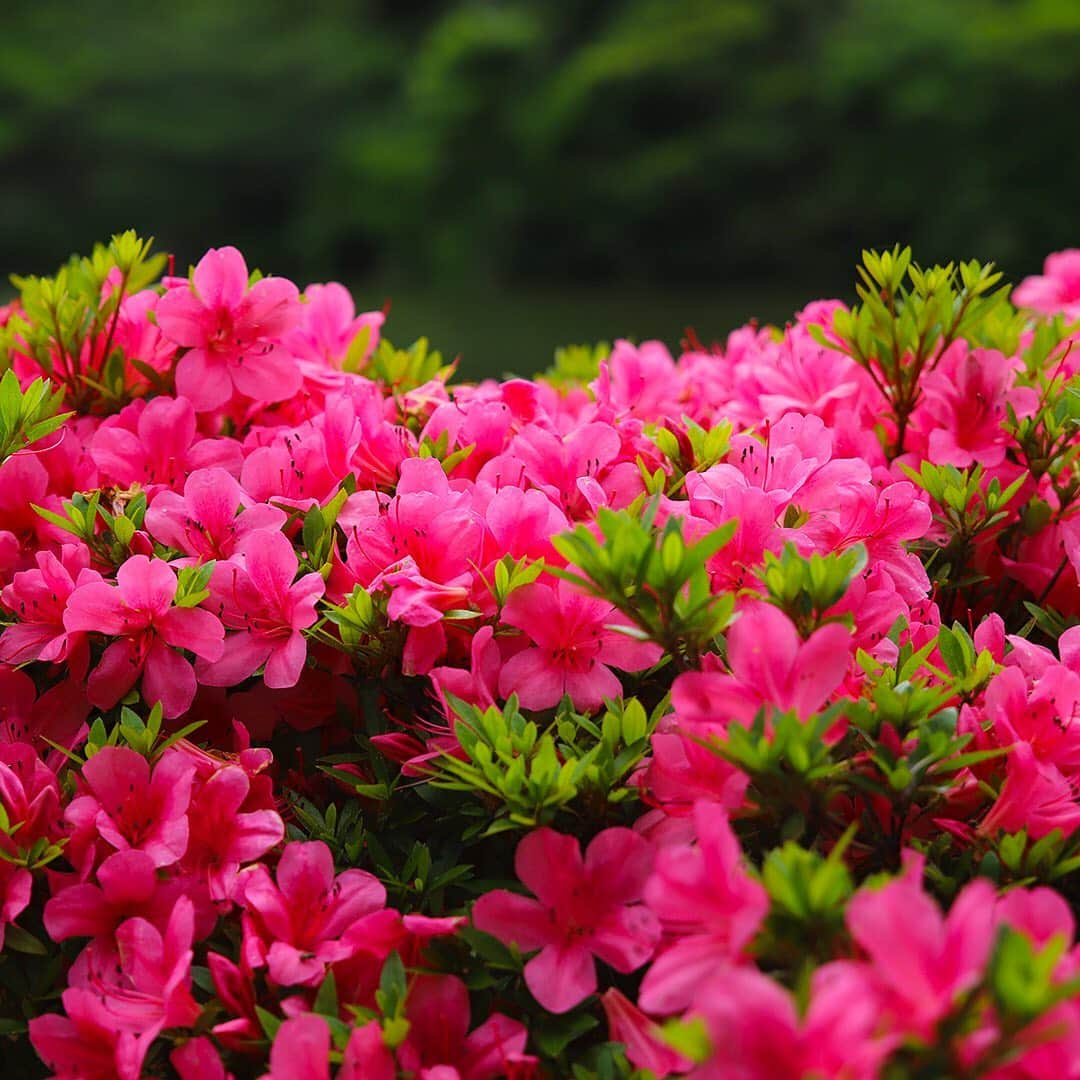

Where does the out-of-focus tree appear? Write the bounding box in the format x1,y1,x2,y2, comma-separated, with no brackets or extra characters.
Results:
1,0,1078,287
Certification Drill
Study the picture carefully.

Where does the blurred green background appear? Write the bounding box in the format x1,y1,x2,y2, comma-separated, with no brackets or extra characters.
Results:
3,0,1079,377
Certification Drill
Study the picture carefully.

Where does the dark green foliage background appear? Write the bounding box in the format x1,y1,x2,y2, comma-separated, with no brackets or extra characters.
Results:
3,0,1078,373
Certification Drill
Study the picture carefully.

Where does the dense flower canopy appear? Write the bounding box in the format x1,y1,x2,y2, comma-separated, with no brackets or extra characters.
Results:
0,234,1079,1077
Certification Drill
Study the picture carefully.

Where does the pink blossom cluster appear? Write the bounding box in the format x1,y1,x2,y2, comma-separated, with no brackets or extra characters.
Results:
0,241,1078,1077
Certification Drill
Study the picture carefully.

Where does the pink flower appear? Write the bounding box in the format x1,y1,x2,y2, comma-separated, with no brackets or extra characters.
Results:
261,1014,394,1080
670,603,851,737
472,826,660,1013
340,458,483,629
74,898,201,1033
29,987,157,1080
1013,249,1080,319
600,989,692,1076
0,544,95,667
398,974,530,1080
980,742,1080,840
915,345,1038,468
63,555,225,717
685,961,892,1080
0,856,31,952
144,467,287,562
197,530,324,689
284,282,384,367
238,840,387,987
683,965,804,1079
172,1037,233,1080
497,580,661,712
845,857,997,1039
639,803,769,1014
65,746,195,868
90,395,241,489
44,849,181,944
181,764,285,901
156,245,303,411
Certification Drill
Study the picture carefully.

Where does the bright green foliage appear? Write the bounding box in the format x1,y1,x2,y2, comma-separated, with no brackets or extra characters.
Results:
426,693,660,835
988,927,1080,1027
32,488,149,568
760,543,867,636
756,830,855,966
360,336,455,393
3,231,166,410
543,343,611,389
814,247,1013,456
0,371,71,463
552,503,737,668
650,418,733,494
901,461,1028,613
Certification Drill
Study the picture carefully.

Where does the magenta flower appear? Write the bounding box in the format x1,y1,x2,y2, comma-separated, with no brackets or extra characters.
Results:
917,345,1038,468
497,579,661,712
29,986,157,1080
0,857,31,953
144,467,287,563
156,245,303,411
77,898,201,1033
284,281,384,367
600,989,692,1076
0,544,96,667
979,742,1080,840
65,746,195,868
1013,249,1080,319
63,555,225,717
639,802,769,1014
845,858,997,1039
238,840,387,987
181,763,285,901
472,826,660,1013
670,602,851,742
398,974,530,1080
262,1014,394,1080
44,849,179,944
90,395,241,489
197,529,324,689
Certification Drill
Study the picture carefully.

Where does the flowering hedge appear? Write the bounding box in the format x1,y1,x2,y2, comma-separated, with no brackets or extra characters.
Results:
1,236,1079,1079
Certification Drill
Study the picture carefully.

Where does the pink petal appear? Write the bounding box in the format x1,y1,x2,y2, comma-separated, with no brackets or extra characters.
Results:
497,647,565,712
514,828,585,908
194,246,249,311
589,904,661,972
156,605,224,661
176,348,233,412
142,638,197,718
197,631,271,687
523,942,596,1013
471,890,556,952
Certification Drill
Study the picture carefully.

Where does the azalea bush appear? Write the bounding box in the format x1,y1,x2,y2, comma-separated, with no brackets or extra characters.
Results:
0,236,1079,1078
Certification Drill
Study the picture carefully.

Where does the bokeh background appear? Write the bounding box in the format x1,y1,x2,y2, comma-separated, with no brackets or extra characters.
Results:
3,0,1079,377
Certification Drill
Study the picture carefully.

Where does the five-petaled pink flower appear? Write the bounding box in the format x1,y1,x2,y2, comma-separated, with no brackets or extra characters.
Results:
156,245,302,411
63,555,224,718
197,529,325,689
472,826,660,1013
238,840,387,987
497,580,661,712
65,746,195,868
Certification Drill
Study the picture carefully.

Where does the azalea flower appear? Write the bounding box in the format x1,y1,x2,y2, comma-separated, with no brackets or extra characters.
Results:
65,746,195,868
472,826,660,1013
197,529,324,690
497,579,661,712
639,801,769,1014
238,840,387,987
63,555,225,718
156,245,303,411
